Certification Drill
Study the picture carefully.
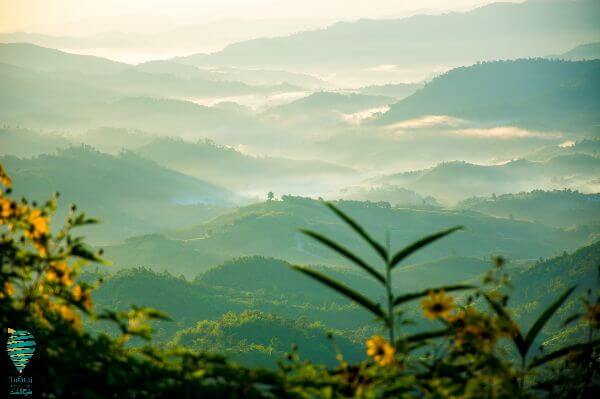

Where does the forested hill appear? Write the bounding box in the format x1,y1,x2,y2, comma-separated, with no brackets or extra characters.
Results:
508,240,600,349
374,155,600,204
375,59,600,132
458,190,600,228
135,137,354,189
102,197,594,276
1,146,235,241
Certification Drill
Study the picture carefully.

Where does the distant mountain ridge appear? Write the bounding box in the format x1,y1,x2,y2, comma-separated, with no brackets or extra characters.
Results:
135,137,355,190
458,189,600,228
375,154,600,203
555,41,600,60
0,42,128,74
176,0,600,74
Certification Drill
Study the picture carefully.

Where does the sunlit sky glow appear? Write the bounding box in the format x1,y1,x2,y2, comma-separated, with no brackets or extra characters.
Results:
0,0,520,36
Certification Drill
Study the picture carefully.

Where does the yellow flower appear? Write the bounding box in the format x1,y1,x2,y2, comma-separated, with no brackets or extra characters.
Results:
83,292,93,310
25,209,49,240
450,308,500,352
0,163,11,187
0,281,14,299
421,289,455,320
34,242,48,258
72,284,82,300
477,328,499,352
493,316,519,338
583,302,600,328
71,285,92,310
366,335,395,366
57,304,80,328
0,197,13,220
47,261,73,287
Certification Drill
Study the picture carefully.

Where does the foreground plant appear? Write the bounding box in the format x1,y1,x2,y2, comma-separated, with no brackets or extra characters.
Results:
0,163,282,398
291,201,600,397
293,201,472,347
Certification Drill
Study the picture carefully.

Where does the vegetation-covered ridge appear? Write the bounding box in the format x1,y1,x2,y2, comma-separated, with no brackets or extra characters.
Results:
102,194,592,277
1,162,599,398
458,189,600,228
375,58,600,132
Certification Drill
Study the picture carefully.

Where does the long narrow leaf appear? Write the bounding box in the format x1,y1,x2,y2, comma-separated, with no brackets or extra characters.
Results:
483,292,527,357
324,202,388,262
393,284,475,307
300,229,385,285
291,265,387,321
523,286,576,356
390,226,463,269
404,328,450,344
529,338,600,369
562,313,582,327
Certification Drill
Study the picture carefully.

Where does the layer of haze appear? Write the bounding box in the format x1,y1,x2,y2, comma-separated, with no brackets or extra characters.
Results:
1,0,517,61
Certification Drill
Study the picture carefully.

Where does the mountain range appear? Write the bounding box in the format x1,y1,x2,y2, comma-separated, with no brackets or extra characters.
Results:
175,0,600,82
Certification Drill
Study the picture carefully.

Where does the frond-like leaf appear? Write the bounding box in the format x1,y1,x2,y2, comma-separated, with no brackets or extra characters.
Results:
393,284,475,307
523,286,576,356
529,338,600,369
291,265,387,321
300,229,385,285
324,202,388,262
390,226,463,269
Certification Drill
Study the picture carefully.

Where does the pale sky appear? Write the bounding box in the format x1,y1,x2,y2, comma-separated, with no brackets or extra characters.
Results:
0,0,517,36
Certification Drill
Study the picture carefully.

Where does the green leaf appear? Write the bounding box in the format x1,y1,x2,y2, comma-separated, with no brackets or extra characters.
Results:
404,329,449,344
562,313,582,327
483,292,527,356
529,338,600,369
300,229,385,285
141,307,173,322
393,284,475,307
523,286,576,357
324,202,388,262
69,243,104,263
390,226,463,269
71,213,99,227
291,265,387,321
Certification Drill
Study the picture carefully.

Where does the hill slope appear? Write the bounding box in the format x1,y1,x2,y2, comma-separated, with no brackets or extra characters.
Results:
507,240,600,350
375,59,600,132
557,41,600,60
102,197,593,275
458,190,600,228
135,137,354,191
1,146,235,242
375,155,600,203
0,42,128,74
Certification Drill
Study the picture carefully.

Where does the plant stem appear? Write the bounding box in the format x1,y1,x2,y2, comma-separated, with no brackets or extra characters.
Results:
385,230,395,344
519,356,526,394
386,263,394,344
579,324,595,399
